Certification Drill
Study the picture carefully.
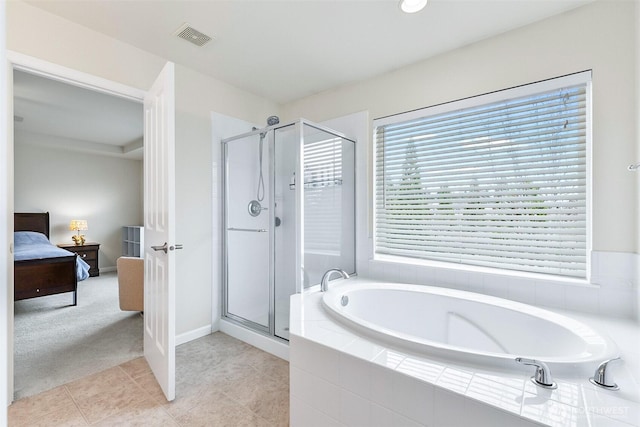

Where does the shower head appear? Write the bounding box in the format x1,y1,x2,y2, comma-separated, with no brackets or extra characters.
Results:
267,116,280,126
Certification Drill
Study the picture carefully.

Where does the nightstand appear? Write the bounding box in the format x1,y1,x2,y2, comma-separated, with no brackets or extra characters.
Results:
58,242,100,277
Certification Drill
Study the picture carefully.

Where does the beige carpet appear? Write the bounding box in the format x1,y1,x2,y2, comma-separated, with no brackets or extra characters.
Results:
13,271,143,400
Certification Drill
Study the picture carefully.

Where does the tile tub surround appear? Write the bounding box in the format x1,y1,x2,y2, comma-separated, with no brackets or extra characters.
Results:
362,251,639,321
289,282,640,427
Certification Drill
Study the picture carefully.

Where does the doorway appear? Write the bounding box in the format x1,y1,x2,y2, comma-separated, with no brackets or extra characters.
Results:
3,52,176,405
12,69,144,399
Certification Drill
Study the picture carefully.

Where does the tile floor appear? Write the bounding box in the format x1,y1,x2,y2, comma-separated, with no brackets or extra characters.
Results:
8,332,290,426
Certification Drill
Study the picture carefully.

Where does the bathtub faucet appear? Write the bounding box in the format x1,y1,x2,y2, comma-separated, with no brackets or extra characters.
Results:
589,357,621,390
320,269,350,292
515,357,557,389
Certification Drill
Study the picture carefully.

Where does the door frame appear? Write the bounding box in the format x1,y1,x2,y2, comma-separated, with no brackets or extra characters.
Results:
3,51,146,406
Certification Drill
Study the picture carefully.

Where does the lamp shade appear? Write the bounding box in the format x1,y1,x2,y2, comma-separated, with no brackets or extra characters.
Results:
69,220,88,231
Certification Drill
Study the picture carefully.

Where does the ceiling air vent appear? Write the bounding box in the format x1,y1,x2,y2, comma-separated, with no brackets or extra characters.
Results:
174,23,212,47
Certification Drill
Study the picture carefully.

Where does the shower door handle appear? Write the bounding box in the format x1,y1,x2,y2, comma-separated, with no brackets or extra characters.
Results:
151,242,168,253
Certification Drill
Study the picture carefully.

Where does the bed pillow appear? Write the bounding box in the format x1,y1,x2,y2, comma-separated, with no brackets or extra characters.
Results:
14,231,50,246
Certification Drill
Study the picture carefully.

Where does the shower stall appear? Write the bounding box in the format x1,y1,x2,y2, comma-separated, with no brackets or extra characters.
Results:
222,119,356,341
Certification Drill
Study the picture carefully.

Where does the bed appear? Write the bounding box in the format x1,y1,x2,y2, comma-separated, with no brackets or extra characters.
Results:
14,212,90,306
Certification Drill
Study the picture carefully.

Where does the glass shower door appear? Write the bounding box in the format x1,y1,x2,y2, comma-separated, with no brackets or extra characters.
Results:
222,119,355,342
273,124,298,340
301,122,356,289
224,132,271,332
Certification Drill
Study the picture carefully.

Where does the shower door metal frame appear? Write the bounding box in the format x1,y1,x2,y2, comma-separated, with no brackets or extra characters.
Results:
295,119,357,292
221,127,277,337
221,119,356,340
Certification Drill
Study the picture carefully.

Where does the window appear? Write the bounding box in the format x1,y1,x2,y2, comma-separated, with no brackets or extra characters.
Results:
373,72,590,279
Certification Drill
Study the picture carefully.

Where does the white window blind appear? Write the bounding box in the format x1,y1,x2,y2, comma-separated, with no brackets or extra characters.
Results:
304,136,343,255
374,74,590,278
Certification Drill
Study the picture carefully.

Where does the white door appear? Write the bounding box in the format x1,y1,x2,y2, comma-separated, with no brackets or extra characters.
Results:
143,62,176,401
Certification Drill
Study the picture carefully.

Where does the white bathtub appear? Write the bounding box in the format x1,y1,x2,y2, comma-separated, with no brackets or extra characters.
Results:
322,281,617,375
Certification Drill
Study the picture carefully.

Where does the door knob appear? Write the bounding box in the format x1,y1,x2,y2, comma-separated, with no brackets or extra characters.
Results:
169,244,183,251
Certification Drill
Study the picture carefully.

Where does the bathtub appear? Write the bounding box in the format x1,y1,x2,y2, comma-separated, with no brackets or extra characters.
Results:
322,281,617,375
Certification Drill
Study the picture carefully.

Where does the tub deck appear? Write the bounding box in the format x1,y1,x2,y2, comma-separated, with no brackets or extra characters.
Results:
289,278,640,427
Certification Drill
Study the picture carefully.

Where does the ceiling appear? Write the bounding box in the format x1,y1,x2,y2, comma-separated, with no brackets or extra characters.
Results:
14,0,593,157
13,70,144,159
26,0,593,104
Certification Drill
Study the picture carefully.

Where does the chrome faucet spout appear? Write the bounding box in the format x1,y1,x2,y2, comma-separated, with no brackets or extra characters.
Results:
320,269,349,292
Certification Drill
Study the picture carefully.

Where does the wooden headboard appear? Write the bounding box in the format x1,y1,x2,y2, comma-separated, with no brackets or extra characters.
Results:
14,212,50,239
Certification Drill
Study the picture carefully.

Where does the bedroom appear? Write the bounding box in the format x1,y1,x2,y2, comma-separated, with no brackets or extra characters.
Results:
12,69,145,399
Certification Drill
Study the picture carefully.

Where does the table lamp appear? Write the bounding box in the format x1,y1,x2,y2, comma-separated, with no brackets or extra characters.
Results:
69,220,88,245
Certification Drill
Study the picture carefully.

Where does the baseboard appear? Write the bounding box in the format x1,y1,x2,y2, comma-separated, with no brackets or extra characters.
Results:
99,266,117,274
176,324,212,346
219,319,289,361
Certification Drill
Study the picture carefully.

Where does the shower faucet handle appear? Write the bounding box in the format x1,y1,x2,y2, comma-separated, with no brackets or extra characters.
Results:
516,357,557,389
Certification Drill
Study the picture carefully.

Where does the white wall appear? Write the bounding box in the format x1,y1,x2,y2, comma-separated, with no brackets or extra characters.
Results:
14,134,143,269
1,0,10,415
283,2,639,320
173,66,279,338
283,1,639,256
636,0,640,323
6,0,280,339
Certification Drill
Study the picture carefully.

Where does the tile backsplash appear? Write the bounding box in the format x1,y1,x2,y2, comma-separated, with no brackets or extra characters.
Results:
361,250,639,321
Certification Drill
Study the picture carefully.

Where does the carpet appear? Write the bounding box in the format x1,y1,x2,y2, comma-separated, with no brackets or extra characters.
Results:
13,272,143,400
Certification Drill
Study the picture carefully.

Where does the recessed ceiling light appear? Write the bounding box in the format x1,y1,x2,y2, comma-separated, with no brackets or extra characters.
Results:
399,0,428,13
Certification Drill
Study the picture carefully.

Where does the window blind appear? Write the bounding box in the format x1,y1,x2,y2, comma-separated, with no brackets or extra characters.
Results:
304,137,343,254
374,79,589,278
